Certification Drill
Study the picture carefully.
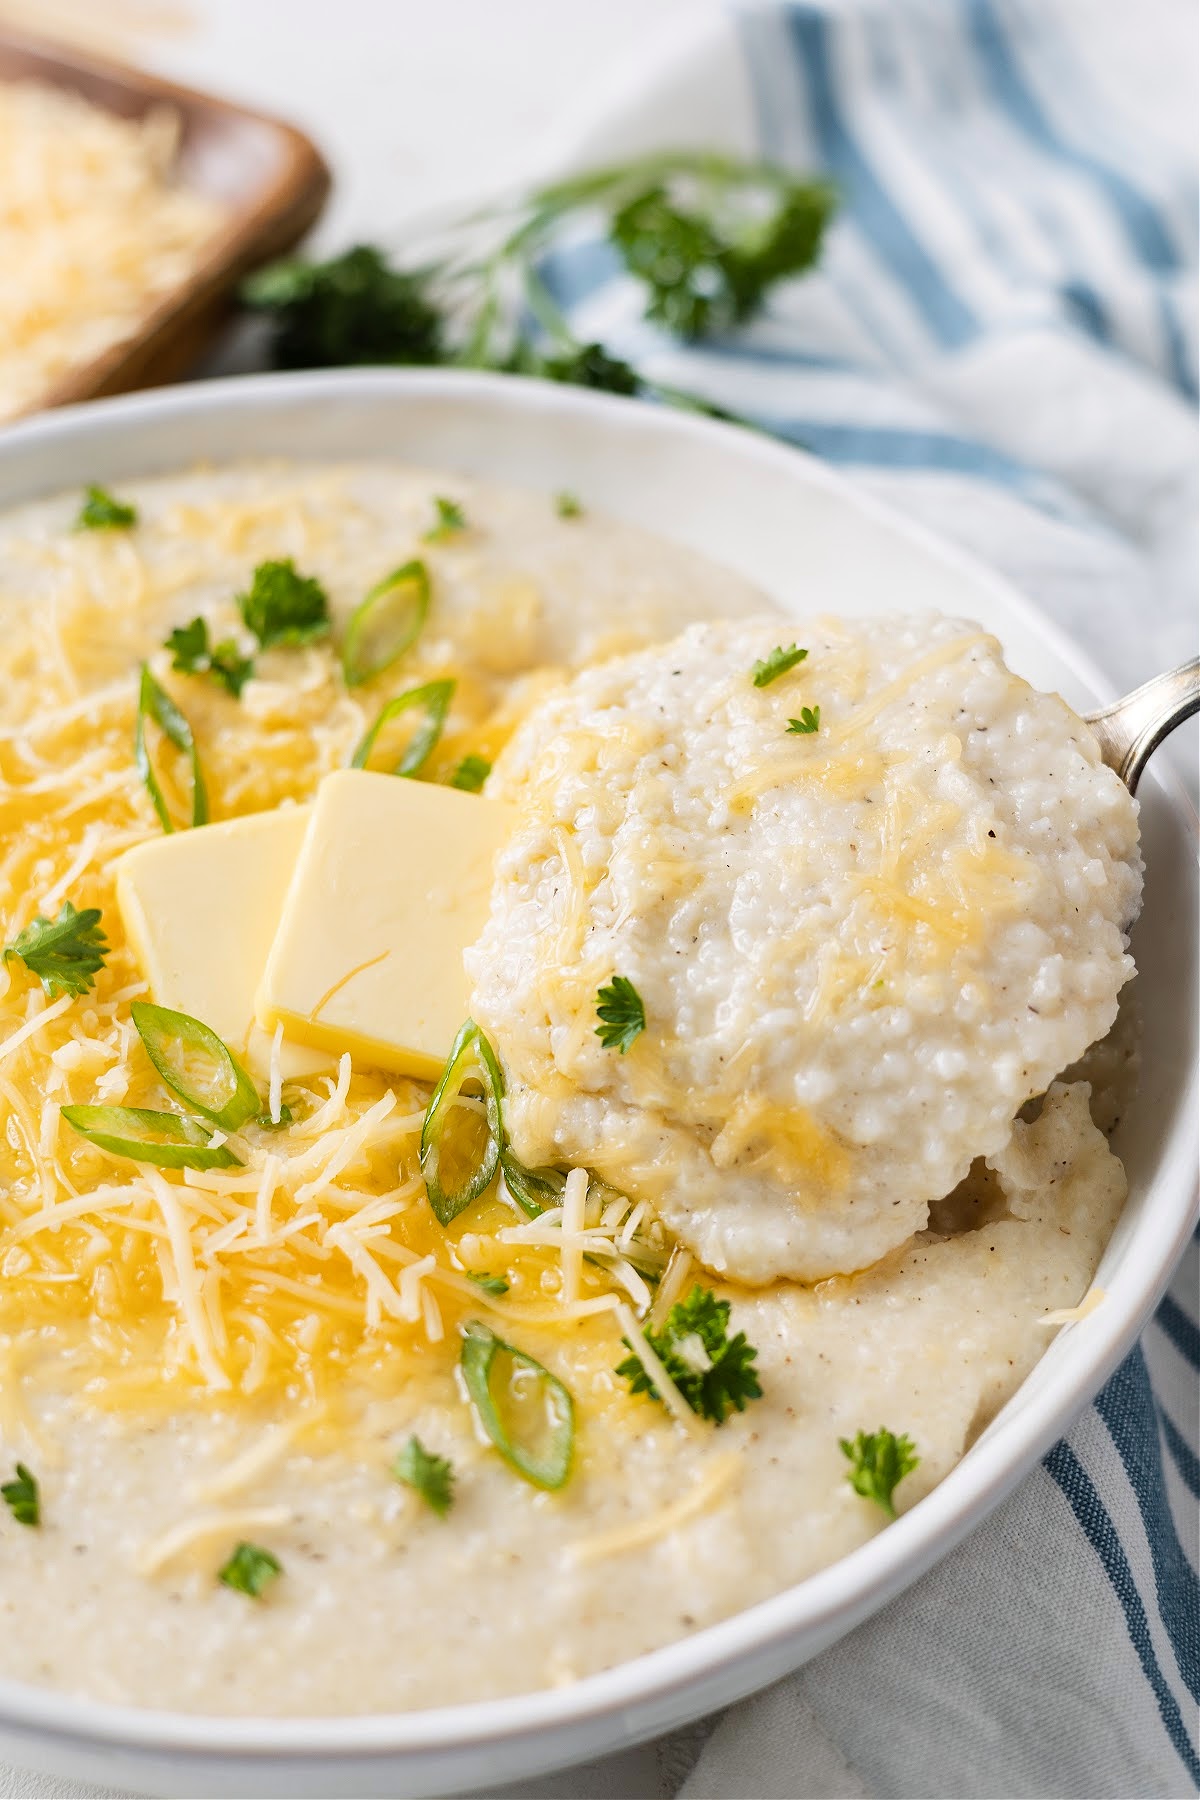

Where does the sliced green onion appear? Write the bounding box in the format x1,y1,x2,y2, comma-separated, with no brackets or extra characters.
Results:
420,1019,504,1226
500,1151,566,1219
131,1001,259,1131
134,665,208,832
61,1104,241,1171
341,559,430,688
350,677,455,777
460,1321,574,1490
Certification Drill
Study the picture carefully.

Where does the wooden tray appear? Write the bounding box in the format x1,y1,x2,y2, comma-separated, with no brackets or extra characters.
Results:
0,29,332,416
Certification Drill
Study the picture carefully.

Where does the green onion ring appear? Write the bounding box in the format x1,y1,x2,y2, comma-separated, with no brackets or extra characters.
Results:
460,1321,574,1490
134,665,208,832
350,677,455,777
131,1001,259,1132
341,559,430,688
61,1104,241,1171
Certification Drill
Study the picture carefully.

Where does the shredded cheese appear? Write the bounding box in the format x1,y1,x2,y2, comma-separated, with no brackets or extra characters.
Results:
569,1453,740,1563
1039,1286,1107,1326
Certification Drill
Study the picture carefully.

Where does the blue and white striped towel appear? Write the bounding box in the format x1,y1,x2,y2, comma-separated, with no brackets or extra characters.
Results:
519,4,1199,1796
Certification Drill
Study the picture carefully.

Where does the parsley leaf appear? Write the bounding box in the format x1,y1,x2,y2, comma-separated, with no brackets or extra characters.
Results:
555,491,583,519
787,706,821,735
4,901,108,999
595,975,645,1053
469,1271,509,1296
617,1285,762,1425
394,1434,455,1517
75,485,137,530
610,172,834,339
839,1428,919,1517
241,245,444,369
449,753,491,793
218,1541,282,1597
541,341,641,395
423,496,467,542
753,643,808,688
238,559,331,650
1,1463,39,1527
166,617,255,698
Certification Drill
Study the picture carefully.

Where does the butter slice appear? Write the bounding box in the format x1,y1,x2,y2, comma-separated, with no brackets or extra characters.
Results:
114,808,329,1079
258,769,515,1079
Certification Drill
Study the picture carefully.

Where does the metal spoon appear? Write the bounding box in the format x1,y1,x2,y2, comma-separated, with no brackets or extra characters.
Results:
1085,657,1199,794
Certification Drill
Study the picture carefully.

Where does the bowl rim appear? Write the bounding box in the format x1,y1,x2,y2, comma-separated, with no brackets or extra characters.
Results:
0,366,1194,1768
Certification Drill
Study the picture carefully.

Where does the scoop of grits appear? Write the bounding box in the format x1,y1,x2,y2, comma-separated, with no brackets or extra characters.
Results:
468,613,1142,1283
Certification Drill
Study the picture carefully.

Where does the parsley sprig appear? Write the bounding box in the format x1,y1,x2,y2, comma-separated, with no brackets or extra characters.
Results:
3,901,108,999
787,706,821,735
75,485,137,531
241,152,834,418
617,1286,762,1425
595,975,645,1053
165,617,255,698
423,496,467,542
753,643,808,688
840,1428,919,1517
238,559,331,650
1,1463,39,1527
394,1435,456,1516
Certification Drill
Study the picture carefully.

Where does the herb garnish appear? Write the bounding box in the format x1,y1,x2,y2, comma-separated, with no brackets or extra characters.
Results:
394,1435,456,1517
165,617,255,698
839,1428,919,1517
4,901,108,999
238,559,331,650
617,1285,762,1425
595,976,645,1053
753,644,808,688
787,706,821,735
241,245,444,369
351,678,456,778
131,1001,260,1132
134,666,208,832
1,1463,39,1527
341,560,430,688
218,1541,282,1598
468,1271,509,1297
449,753,491,793
241,153,834,422
420,1020,505,1225
76,485,137,530
460,1321,574,1490
555,491,583,519
256,1102,294,1131
61,1104,241,1172
423,496,467,542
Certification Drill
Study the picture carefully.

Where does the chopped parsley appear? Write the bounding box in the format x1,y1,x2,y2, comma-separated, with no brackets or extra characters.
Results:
594,975,645,1053
1,1463,39,1527
839,1428,919,1517
449,753,491,793
617,1286,762,1425
752,643,808,688
3,901,108,999
469,1271,509,1297
394,1435,455,1517
423,496,467,542
237,559,331,650
218,1541,282,1598
787,706,821,735
75,485,137,530
165,616,255,698
555,490,583,519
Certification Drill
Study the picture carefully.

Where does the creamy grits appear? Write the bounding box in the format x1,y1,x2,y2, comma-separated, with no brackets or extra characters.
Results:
0,460,1138,1716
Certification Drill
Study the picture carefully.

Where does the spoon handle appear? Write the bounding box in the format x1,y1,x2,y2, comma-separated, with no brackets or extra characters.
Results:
1084,657,1200,794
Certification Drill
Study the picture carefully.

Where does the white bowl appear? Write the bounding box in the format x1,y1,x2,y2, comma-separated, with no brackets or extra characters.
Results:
0,370,1195,1799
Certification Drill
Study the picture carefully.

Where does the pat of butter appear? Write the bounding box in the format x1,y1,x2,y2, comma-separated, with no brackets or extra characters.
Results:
114,808,329,1080
257,769,515,1079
